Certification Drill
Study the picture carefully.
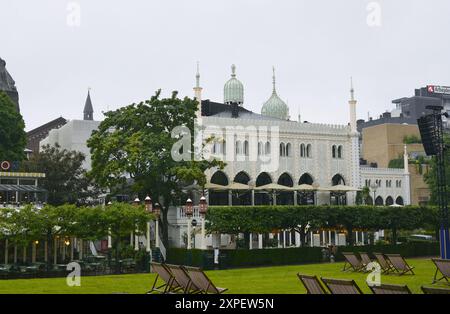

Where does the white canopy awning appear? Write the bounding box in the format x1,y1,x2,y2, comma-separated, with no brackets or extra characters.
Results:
254,183,294,191
318,185,361,192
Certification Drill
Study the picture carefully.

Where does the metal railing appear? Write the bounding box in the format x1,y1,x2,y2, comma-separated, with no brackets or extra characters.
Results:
177,206,201,219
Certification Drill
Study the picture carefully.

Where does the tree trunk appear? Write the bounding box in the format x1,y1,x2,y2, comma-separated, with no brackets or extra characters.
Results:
392,228,398,245
115,235,120,274
46,230,52,271
299,227,306,247
162,206,169,249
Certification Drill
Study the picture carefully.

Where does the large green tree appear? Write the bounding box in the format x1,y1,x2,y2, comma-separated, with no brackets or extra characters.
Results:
0,91,26,161
87,90,222,247
424,134,450,205
21,144,97,205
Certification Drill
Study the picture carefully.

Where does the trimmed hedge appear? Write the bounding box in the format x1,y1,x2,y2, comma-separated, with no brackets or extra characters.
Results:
167,242,439,270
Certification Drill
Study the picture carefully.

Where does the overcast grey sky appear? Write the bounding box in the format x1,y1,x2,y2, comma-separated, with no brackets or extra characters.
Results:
2,0,450,131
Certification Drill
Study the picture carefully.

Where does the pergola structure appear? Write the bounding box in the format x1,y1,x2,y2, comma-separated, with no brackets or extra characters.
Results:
0,171,47,205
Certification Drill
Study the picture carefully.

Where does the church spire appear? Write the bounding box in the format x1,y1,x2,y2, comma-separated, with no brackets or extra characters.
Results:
83,88,94,121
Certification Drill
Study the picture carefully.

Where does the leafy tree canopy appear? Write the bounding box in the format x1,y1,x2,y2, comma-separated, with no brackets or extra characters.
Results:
87,90,223,246
21,144,98,205
0,91,26,161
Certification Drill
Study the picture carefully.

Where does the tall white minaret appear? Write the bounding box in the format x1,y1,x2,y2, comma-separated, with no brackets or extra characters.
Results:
349,77,357,133
403,144,411,205
193,62,203,119
403,145,409,175
348,77,361,205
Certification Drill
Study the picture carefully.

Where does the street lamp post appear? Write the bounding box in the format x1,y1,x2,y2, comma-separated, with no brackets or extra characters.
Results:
144,196,153,272
370,183,378,206
154,203,161,249
185,199,194,250
144,196,152,253
133,197,140,251
199,196,208,250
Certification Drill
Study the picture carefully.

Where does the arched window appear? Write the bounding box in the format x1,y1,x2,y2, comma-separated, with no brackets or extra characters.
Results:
278,173,294,187
286,143,292,157
306,144,312,158
385,196,394,206
300,144,306,157
337,145,343,159
243,140,249,156
256,172,272,187
375,196,384,206
235,140,242,155
258,142,263,156
265,142,271,155
210,171,229,186
396,196,404,206
299,173,314,185
332,174,345,186
332,145,337,158
234,172,250,184
280,143,286,157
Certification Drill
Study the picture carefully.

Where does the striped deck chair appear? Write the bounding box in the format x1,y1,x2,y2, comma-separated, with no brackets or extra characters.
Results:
421,286,450,294
369,283,412,294
166,264,202,294
431,258,450,284
385,254,415,275
342,252,365,272
148,262,180,294
321,277,364,294
297,274,327,294
183,266,228,294
373,253,394,274
359,252,372,266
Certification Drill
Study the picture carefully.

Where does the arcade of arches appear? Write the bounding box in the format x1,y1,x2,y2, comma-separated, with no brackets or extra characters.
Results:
208,171,353,206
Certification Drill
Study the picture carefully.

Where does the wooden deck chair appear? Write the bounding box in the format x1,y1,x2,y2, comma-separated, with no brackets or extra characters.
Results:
321,277,364,294
359,252,372,266
148,262,180,294
421,286,450,294
297,274,327,294
342,252,365,272
166,264,202,294
385,254,415,275
431,258,450,284
183,266,228,294
369,283,412,294
373,253,394,274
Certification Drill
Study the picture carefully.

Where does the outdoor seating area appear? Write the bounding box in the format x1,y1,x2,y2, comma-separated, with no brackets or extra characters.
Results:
148,262,228,294
342,252,415,275
0,256,140,280
297,255,450,294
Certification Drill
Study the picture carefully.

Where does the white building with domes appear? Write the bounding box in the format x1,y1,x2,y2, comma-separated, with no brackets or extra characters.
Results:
167,64,412,249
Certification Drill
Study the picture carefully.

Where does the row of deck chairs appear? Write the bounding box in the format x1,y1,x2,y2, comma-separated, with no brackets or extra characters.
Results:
342,252,415,275
148,262,228,294
297,274,450,294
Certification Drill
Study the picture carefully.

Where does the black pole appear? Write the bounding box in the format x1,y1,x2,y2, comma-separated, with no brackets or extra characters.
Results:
430,107,449,259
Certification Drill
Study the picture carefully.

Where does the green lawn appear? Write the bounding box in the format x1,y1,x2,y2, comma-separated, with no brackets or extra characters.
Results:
0,258,447,294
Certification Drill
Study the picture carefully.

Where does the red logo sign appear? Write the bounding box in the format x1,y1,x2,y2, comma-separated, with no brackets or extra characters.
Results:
428,85,434,93
0,161,11,171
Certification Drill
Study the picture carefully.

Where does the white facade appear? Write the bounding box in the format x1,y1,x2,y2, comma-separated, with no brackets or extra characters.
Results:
40,119,101,170
166,66,413,248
